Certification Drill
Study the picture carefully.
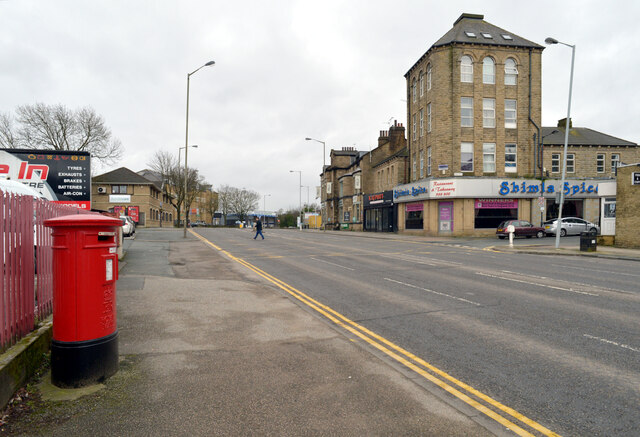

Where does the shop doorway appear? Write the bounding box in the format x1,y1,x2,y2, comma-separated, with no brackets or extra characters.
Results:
438,201,453,232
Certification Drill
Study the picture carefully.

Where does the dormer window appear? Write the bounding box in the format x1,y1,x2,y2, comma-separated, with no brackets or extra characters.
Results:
464,31,477,38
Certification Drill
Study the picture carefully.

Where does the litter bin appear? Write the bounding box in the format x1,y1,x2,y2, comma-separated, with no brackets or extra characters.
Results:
44,214,122,388
580,231,597,252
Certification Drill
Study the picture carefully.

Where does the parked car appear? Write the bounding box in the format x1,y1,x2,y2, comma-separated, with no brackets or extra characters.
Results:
544,217,599,237
496,220,546,239
119,215,135,237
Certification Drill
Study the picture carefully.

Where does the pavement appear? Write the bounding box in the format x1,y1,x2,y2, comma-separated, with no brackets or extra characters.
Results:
5,228,639,436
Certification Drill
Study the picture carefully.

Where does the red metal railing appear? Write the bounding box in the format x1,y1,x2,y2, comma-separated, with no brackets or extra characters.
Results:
1,189,93,351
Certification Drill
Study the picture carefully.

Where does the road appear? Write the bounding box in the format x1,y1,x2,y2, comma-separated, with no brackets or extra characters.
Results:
194,227,640,436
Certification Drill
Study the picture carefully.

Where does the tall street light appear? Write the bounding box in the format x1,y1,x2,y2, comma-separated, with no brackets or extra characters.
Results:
290,170,302,230
545,37,575,249
263,193,271,218
178,144,198,227
184,60,215,238
305,137,326,230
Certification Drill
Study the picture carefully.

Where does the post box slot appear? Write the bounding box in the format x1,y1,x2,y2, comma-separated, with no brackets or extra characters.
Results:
98,235,113,242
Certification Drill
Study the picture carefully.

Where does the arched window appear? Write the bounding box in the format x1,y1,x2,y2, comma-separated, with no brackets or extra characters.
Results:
419,71,424,97
483,57,495,84
505,58,518,85
427,63,432,90
460,55,473,83
412,78,417,102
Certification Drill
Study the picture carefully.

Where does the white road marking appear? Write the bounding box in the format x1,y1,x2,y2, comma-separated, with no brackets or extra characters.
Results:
475,272,599,296
557,264,640,278
311,257,355,271
384,278,482,306
584,334,640,353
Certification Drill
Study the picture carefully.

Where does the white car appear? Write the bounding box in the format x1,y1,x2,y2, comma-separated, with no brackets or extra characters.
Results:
119,216,135,237
544,217,600,237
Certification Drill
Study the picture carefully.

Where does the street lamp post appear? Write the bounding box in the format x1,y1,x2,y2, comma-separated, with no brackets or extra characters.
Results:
184,60,215,238
305,137,326,231
290,170,302,230
545,37,575,249
263,193,271,218
178,145,198,228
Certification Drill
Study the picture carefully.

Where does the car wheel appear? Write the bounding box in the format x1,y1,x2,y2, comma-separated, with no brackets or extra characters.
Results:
536,231,545,238
589,227,598,234
560,228,567,237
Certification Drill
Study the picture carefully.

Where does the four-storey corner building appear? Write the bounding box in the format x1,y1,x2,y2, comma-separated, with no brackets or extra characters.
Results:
396,13,639,236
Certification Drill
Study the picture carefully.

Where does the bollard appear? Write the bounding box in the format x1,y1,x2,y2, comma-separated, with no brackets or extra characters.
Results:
44,214,122,388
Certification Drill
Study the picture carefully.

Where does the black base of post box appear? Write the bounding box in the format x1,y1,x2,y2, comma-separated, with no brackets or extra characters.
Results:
51,331,118,388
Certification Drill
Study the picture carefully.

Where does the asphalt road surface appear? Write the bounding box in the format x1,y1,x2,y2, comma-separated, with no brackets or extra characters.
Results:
194,228,640,437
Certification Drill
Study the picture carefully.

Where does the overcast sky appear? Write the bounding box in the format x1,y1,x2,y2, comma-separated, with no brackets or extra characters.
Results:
1,0,638,211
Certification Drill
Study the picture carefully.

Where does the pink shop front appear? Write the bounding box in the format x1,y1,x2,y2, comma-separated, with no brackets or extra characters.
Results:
392,177,605,236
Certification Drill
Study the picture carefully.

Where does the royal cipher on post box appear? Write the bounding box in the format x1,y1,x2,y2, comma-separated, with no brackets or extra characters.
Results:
44,214,122,388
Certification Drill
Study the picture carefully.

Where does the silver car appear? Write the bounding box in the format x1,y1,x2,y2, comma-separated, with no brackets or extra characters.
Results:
544,217,599,236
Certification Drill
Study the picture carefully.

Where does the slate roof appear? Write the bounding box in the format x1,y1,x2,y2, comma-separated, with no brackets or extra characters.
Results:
406,13,543,77
93,167,154,184
542,127,638,147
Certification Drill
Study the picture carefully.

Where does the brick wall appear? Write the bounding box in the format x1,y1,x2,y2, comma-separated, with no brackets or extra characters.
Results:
615,164,640,248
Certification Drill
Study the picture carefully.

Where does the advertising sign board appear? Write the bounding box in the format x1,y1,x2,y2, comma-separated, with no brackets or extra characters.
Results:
0,148,91,209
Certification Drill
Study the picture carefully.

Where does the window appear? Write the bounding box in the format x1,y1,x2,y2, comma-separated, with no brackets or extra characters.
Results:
483,57,495,84
483,143,496,173
483,98,495,128
427,103,432,132
419,109,424,137
461,142,474,172
461,97,473,127
551,153,560,173
355,174,361,190
596,154,605,173
339,181,343,197
419,72,424,97
505,144,517,173
464,31,476,38
567,153,575,173
111,185,127,194
412,153,417,180
505,99,517,128
420,150,424,178
427,147,432,176
427,64,432,91
611,153,620,172
326,181,332,194
501,34,513,40
412,113,417,140
481,32,492,39
461,55,473,82
412,78,417,102
505,58,518,85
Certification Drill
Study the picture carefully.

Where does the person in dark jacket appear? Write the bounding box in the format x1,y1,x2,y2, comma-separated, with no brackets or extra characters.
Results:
254,217,264,239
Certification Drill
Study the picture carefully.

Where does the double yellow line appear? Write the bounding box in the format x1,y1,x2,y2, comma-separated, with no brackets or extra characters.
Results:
192,231,560,437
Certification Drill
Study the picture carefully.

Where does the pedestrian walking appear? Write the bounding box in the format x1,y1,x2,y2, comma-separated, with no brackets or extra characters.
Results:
254,217,264,240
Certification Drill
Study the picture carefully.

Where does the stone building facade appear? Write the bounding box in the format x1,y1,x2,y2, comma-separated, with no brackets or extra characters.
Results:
614,164,640,248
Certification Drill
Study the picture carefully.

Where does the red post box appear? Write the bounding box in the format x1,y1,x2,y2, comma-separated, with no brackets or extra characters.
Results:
44,214,122,388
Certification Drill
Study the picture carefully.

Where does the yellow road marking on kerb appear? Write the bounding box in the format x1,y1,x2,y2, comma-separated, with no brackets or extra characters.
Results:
191,230,560,437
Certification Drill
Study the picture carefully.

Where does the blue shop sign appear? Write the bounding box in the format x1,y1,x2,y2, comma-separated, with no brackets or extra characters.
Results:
498,181,598,197
394,185,427,199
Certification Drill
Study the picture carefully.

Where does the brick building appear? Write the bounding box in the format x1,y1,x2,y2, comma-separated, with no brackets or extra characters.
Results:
92,167,176,227
614,164,640,248
394,13,640,236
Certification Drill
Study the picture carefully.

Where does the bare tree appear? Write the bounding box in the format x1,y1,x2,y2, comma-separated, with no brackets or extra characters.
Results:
230,188,260,223
0,103,123,166
217,185,234,226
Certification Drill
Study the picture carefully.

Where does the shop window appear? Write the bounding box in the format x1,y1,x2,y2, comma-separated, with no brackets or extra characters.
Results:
483,143,496,173
461,142,474,172
596,154,605,173
551,153,560,173
505,144,517,173
405,203,423,230
474,199,518,228
461,97,473,127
